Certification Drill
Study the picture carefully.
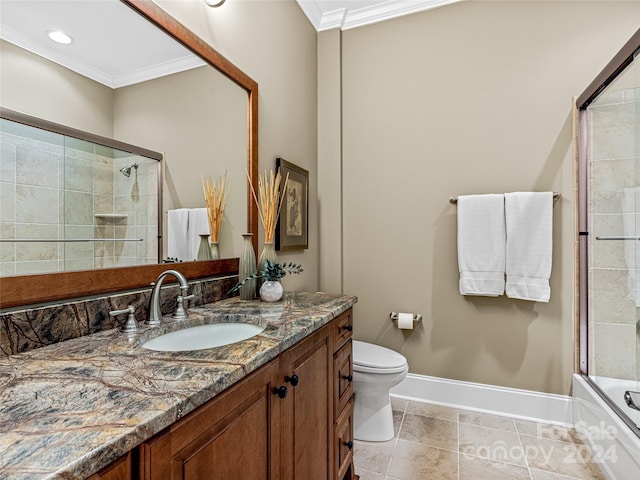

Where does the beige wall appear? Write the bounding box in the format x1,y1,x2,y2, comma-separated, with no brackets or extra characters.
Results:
332,1,640,395
157,0,319,292
114,66,248,259
0,40,113,138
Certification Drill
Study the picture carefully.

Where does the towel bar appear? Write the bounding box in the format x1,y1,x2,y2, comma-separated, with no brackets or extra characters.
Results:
449,192,560,205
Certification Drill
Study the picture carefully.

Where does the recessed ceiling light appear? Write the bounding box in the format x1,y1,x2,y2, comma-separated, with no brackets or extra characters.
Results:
204,0,226,7
47,30,73,45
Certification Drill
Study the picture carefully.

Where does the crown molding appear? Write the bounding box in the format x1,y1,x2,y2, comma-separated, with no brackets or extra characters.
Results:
297,0,464,32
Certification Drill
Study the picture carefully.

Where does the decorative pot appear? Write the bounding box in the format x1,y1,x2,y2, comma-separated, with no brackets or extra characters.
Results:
239,234,256,300
260,280,283,302
210,242,220,260
197,234,213,260
257,242,277,292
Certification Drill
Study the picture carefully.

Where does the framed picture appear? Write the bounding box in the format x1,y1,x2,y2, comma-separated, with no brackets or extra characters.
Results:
276,157,308,251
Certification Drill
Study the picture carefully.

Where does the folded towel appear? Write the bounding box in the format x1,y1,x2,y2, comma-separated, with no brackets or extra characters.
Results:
457,194,506,296
187,208,210,261
505,192,553,302
167,208,189,261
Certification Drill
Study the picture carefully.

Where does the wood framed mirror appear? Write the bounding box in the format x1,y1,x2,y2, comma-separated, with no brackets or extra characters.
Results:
0,0,258,309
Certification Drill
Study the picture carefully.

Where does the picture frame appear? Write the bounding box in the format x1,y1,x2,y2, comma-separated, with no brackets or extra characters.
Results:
276,157,308,251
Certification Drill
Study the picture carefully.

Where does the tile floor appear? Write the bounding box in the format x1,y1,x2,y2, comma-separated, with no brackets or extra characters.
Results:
353,398,607,480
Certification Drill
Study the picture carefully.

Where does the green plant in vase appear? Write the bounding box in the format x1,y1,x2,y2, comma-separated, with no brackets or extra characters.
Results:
229,260,302,302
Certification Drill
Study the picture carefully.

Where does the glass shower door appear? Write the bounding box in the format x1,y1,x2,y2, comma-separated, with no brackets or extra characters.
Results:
588,49,640,428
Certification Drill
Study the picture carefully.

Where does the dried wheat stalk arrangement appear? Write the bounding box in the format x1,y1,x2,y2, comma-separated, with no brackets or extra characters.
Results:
247,168,289,243
201,171,229,243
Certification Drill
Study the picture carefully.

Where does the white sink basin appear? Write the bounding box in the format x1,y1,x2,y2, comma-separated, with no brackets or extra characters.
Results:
142,322,265,352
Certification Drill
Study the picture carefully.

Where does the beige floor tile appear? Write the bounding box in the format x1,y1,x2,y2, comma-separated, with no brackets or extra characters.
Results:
392,410,403,437
530,468,586,480
391,396,408,413
354,439,395,475
387,439,458,480
354,468,385,480
398,413,457,451
515,419,582,444
520,434,607,479
459,423,526,466
406,401,459,422
459,410,517,432
459,453,531,480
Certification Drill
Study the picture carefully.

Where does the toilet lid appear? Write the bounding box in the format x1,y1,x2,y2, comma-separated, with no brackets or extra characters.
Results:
353,341,408,372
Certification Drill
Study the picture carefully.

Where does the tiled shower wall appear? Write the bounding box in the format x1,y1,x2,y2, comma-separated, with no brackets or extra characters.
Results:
588,87,640,380
0,119,158,276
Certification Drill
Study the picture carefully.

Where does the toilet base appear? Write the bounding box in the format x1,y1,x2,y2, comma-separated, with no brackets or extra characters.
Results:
353,389,395,442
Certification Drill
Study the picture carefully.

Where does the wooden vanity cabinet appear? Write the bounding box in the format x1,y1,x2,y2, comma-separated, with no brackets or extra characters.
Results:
134,308,354,480
88,452,132,480
138,359,281,480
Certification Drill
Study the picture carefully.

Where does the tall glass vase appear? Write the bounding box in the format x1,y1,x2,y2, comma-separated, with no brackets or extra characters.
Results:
210,242,220,260
239,234,256,300
257,242,278,292
197,234,213,261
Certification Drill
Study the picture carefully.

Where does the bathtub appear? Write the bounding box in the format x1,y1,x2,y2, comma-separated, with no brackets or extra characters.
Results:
573,374,640,479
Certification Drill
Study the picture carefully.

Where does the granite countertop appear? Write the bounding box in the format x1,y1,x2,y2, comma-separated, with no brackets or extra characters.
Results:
0,292,357,479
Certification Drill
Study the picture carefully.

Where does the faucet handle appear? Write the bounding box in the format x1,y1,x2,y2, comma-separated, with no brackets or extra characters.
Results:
172,294,195,319
109,305,139,333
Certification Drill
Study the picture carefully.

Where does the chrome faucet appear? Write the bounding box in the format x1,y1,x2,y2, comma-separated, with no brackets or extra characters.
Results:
147,269,192,325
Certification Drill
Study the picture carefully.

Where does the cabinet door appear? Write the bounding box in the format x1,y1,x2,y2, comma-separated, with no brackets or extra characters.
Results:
280,324,332,480
88,452,131,480
139,359,280,480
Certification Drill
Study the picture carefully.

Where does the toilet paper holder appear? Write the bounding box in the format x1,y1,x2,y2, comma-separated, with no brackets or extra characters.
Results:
389,312,422,323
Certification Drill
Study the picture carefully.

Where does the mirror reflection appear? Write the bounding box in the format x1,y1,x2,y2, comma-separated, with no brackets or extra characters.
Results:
0,116,160,276
0,0,248,278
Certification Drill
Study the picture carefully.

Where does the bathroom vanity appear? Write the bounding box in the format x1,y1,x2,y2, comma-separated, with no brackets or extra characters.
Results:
0,292,356,480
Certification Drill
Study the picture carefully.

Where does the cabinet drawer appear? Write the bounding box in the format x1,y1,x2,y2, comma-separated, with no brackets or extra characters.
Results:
334,340,353,420
334,311,353,349
334,398,354,480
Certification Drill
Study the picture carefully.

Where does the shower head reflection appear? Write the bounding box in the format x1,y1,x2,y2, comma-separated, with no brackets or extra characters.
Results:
119,163,138,177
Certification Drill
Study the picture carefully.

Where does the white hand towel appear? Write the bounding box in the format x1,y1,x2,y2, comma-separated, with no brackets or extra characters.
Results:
505,192,553,302
457,194,506,296
187,208,210,261
167,208,189,261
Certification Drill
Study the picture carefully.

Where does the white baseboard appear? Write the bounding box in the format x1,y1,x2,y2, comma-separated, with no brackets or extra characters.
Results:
390,373,573,426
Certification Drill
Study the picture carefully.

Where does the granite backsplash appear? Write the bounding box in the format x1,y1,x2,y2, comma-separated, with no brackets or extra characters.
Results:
0,274,238,357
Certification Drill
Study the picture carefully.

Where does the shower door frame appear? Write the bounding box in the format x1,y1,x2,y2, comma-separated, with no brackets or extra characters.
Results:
577,29,640,433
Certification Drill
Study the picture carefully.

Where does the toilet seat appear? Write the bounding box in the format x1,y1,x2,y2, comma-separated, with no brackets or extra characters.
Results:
353,340,408,374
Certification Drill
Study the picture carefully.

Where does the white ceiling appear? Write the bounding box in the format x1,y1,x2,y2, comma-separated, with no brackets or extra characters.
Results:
296,0,464,31
0,0,204,89
0,0,462,89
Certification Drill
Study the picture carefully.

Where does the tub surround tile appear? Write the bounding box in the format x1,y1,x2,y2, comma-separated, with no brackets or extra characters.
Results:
0,292,357,479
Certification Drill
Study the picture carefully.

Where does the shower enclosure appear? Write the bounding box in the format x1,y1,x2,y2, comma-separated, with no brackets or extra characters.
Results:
578,29,640,430
0,110,161,276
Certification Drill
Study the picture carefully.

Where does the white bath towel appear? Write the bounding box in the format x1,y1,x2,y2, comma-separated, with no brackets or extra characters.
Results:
167,208,190,261
187,208,210,261
457,194,506,296
505,192,553,302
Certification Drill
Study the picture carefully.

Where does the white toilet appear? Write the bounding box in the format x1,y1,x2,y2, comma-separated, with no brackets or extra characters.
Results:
352,340,409,442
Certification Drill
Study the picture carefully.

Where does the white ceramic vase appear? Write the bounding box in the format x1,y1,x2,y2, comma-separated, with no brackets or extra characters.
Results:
260,280,283,302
